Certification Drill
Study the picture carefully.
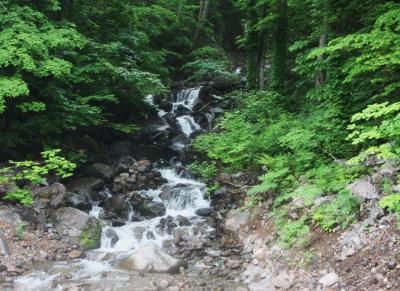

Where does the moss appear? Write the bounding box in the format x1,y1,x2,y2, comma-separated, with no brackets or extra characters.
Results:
79,219,101,249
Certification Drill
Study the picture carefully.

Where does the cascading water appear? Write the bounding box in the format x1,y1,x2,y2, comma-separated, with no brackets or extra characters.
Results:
14,87,228,290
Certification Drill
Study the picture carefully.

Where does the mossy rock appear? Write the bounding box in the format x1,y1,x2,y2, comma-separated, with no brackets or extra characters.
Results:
53,207,102,249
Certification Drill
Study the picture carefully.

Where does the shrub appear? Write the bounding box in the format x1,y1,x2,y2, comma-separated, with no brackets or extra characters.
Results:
187,161,218,180
313,189,360,232
0,149,76,205
379,194,400,215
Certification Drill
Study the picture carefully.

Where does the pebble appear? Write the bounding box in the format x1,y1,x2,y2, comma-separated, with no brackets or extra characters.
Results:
318,272,339,286
0,264,7,272
168,286,179,291
158,279,170,289
68,250,84,259
387,259,397,270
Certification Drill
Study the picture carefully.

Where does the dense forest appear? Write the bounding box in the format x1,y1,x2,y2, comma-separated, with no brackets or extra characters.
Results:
1,0,400,290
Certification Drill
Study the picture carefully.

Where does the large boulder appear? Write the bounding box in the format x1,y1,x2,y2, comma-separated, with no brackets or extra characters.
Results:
32,183,66,209
346,176,379,202
137,201,166,218
65,192,92,211
53,207,102,249
117,242,185,273
83,163,114,182
66,178,104,201
103,195,130,219
224,210,250,234
110,141,132,158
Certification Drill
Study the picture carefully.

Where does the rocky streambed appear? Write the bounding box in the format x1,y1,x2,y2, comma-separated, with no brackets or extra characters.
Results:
0,87,249,290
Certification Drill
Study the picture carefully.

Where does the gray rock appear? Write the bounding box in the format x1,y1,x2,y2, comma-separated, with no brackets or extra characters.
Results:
103,196,130,219
224,210,250,233
110,141,132,158
67,178,104,200
84,163,114,182
0,235,9,257
65,192,92,211
318,272,339,286
105,228,119,247
53,207,102,249
138,201,166,218
392,185,400,193
117,242,185,273
0,205,22,227
346,176,379,201
195,207,213,217
32,183,66,208
271,271,294,289
133,226,146,240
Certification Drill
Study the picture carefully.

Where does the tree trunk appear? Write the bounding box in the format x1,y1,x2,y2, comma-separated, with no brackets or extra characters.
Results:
316,2,329,88
194,0,210,43
271,0,287,95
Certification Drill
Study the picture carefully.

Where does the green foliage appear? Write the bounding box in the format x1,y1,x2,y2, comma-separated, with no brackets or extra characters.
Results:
379,194,400,215
15,221,26,241
348,102,400,164
183,46,238,83
274,212,310,249
206,182,221,198
4,188,33,206
0,149,76,205
312,190,360,232
187,161,218,180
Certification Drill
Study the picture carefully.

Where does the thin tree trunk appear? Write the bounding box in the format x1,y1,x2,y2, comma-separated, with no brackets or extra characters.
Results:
316,5,329,88
271,0,287,94
194,0,210,43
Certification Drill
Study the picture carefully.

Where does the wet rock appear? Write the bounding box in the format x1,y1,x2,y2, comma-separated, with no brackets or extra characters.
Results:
0,264,7,272
105,229,119,247
0,205,22,227
175,104,192,115
138,201,166,218
53,207,102,249
137,159,152,173
146,231,156,240
158,217,178,235
177,215,191,226
84,163,114,182
103,196,130,219
117,242,185,273
318,272,339,286
66,178,104,201
159,190,173,201
133,226,146,240
115,156,137,174
65,192,92,211
346,176,379,201
195,207,213,217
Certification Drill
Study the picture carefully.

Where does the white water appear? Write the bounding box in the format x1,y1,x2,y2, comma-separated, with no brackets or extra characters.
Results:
173,87,202,111
176,115,201,137
14,87,212,290
15,167,210,290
